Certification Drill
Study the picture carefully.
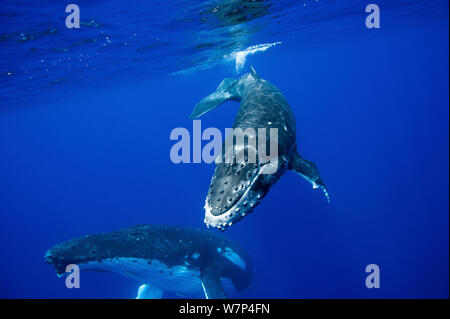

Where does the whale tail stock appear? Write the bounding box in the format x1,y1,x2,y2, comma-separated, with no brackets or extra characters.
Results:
289,151,330,203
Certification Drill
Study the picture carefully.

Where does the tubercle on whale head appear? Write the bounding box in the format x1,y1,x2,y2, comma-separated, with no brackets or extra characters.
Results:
203,190,259,231
44,231,122,275
203,168,260,230
203,156,288,230
44,249,64,275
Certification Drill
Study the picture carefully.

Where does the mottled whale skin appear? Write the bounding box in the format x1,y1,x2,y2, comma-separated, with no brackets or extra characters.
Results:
190,67,328,230
45,225,252,299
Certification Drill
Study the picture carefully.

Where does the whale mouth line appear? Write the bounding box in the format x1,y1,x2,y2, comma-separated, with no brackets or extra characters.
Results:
204,167,263,230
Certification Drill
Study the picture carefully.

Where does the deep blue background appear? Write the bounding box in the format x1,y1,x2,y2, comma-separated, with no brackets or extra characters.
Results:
0,1,448,298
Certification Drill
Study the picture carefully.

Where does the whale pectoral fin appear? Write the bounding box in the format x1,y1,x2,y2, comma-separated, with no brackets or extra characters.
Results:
136,284,164,299
289,151,330,203
201,272,228,299
189,78,239,119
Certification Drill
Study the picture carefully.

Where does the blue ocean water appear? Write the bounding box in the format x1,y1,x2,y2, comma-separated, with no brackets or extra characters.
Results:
0,0,448,298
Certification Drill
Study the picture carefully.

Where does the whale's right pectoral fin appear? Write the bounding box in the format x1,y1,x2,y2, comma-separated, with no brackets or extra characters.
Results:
289,151,330,203
136,284,164,299
189,78,239,119
201,272,228,299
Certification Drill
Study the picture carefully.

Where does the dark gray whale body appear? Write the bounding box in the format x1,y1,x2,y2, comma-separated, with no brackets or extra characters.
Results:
190,67,328,230
45,225,252,299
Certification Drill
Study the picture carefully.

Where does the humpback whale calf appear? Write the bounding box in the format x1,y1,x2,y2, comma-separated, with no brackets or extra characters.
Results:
190,66,328,230
45,225,252,299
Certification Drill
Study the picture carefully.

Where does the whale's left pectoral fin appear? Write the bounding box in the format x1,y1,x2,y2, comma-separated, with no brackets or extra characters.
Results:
136,284,164,299
201,272,228,299
289,151,330,203
189,78,239,119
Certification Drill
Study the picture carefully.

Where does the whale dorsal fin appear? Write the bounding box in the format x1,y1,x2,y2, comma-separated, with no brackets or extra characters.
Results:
200,271,227,299
189,78,240,119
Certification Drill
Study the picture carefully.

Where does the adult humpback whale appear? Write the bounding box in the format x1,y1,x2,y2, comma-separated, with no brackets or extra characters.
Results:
190,67,328,230
45,225,252,299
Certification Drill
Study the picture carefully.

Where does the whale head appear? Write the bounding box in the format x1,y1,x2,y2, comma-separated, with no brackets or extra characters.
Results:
44,232,125,276
44,225,166,276
204,151,288,230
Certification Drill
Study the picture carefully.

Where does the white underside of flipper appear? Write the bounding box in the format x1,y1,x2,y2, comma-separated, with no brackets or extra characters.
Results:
293,170,330,203
80,258,235,298
136,284,164,299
